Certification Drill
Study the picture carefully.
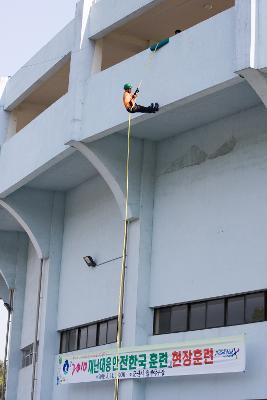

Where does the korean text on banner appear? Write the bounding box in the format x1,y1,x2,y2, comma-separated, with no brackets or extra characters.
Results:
56,335,245,385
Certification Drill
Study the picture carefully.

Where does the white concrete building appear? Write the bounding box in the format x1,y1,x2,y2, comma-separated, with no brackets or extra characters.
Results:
1,0,267,399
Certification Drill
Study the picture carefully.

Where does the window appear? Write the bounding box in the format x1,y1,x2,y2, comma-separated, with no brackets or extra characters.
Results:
245,292,265,323
98,322,108,346
79,327,88,350
189,302,206,331
107,319,118,344
154,307,171,335
153,290,267,335
206,299,225,328
170,305,188,333
21,343,38,368
59,317,117,354
87,324,97,348
227,296,245,326
68,328,78,351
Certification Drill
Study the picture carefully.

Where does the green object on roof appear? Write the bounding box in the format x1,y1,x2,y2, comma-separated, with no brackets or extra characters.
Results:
150,38,169,52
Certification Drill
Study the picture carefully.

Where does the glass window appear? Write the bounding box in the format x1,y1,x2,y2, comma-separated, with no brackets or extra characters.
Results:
189,302,206,331
87,324,97,348
206,299,225,328
79,327,88,350
60,331,69,353
170,305,188,333
98,322,108,345
227,296,245,326
68,329,78,351
107,319,118,344
22,344,34,368
154,307,171,335
245,292,265,323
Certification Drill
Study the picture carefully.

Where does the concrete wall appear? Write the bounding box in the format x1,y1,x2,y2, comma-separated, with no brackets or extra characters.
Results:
89,0,160,38
16,366,32,400
57,175,123,330
20,241,40,347
0,94,71,197
150,104,267,307
4,20,75,110
81,8,236,140
147,103,267,400
0,77,9,146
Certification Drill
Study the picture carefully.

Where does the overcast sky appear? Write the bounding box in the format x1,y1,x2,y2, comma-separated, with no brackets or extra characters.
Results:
0,0,78,360
0,0,77,77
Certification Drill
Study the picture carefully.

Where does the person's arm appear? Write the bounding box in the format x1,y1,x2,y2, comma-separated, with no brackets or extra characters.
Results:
130,93,137,107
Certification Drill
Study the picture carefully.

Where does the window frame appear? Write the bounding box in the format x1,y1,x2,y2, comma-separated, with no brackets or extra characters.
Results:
153,290,267,336
59,317,118,354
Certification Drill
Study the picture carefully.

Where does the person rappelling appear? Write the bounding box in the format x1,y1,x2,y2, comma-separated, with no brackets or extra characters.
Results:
123,83,159,113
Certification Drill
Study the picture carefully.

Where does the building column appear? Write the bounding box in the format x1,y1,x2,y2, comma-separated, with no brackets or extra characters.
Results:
119,140,156,400
5,233,28,400
0,77,9,146
34,193,65,400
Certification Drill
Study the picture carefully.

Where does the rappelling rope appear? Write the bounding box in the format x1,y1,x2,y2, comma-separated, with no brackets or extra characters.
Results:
113,113,131,400
136,42,159,92
113,42,160,400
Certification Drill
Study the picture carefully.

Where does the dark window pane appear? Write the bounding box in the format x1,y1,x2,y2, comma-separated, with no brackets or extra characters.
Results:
87,324,97,348
107,319,118,344
98,322,108,345
206,299,225,328
227,296,245,326
154,308,171,335
68,329,78,351
60,331,69,353
189,302,206,331
170,305,188,333
245,292,265,323
79,327,88,350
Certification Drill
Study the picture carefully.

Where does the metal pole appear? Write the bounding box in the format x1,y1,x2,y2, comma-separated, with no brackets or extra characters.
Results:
3,289,14,400
30,258,44,400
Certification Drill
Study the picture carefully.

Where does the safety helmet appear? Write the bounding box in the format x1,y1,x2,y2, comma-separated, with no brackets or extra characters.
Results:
124,83,132,90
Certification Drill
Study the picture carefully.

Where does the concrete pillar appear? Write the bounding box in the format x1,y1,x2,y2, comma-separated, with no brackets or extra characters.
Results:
119,140,156,399
5,233,28,400
68,0,96,141
34,192,65,400
0,77,9,145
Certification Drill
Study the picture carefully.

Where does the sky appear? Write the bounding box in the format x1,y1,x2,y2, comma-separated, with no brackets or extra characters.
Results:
0,0,78,77
0,0,78,360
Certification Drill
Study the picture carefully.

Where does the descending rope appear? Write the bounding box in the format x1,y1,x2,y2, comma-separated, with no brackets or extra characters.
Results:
137,42,159,92
114,113,131,400
113,42,160,400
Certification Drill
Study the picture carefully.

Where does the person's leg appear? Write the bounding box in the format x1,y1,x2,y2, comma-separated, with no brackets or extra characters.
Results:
135,104,154,113
127,104,159,114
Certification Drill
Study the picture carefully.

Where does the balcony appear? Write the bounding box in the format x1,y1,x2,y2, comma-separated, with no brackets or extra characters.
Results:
0,94,71,196
4,20,74,110
81,6,239,141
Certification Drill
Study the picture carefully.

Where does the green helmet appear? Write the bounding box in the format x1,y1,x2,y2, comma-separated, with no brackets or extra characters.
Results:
124,83,132,90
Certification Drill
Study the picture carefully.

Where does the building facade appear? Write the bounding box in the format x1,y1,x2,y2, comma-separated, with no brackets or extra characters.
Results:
1,0,267,399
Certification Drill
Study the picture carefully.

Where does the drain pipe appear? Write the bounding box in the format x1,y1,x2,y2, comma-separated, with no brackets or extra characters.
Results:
3,289,14,400
30,258,44,400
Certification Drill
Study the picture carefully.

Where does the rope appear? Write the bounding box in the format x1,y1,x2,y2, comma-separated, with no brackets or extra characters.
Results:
113,113,131,400
137,42,159,92
113,41,160,400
